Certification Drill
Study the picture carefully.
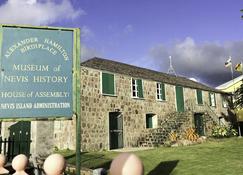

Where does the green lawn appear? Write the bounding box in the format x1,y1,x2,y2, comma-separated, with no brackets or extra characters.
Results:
60,138,243,175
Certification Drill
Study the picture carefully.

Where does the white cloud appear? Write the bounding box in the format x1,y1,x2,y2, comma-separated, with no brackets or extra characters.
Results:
81,26,94,40
149,37,243,86
81,45,100,61
0,0,84,25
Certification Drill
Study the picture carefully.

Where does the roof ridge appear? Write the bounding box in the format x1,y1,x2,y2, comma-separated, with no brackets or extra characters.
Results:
82,57,173,76
82,57,199,81
81,57,223,93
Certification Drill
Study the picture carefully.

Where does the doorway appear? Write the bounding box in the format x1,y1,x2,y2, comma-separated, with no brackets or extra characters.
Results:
109,112,123,149
194,113,205,136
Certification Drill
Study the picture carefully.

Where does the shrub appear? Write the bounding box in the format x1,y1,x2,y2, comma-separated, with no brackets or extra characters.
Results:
54,146,59,151
168,131,178,142
212,125,238,138
183,128,199,141
230,128,238,136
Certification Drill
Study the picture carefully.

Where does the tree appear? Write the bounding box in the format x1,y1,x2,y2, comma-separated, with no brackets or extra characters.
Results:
234,83,243,109
233,83,243,136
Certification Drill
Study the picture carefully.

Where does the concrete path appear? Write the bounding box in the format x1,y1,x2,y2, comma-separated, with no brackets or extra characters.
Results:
111,147,153,152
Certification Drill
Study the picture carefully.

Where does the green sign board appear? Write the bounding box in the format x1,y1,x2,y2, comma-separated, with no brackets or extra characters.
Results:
0,25,79,119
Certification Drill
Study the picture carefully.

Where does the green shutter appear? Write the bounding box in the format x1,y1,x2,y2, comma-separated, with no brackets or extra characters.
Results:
196,89,203,104
146,115,153,128
137,79,144,98
176,86,184,112
160,83,166,100
102,72,115,95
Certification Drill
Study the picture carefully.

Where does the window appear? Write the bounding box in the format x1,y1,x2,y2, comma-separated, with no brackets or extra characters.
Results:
209,92,216,107
157,83,166,101
132,78,143,98
222,95,228,108
102,72,115,95
146,114,157,129
196,89,203,105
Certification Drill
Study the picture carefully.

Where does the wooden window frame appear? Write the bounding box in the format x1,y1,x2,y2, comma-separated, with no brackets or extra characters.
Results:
131,78,143,98
145,114,157,129
222,95,228,108
209,92,216,107
157,82,166,101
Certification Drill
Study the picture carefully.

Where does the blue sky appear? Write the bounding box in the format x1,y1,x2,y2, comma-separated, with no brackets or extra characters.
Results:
0,0,243,86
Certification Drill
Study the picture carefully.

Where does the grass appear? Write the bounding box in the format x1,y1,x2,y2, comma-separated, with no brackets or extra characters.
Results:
59,137,243,175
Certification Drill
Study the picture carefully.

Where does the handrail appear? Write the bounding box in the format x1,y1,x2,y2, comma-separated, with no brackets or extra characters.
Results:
185,99,221,125
203,102,222,125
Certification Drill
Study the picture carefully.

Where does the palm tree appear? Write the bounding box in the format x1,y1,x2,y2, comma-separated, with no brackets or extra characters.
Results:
234,84,243,108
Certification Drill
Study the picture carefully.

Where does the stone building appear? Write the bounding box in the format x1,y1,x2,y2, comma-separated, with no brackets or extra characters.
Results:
0,57,231,154
76,57,229,151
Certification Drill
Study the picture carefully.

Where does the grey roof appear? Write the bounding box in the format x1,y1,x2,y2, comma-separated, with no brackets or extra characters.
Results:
81,57,226,94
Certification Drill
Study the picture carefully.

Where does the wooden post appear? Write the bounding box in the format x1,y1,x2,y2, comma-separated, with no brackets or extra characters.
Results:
74,28,81,175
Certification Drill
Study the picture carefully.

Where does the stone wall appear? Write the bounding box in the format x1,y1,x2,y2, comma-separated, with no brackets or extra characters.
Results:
75,66,228,151
79,67,181,151
31,121,54,157
53,117,76,150
138,111,194,147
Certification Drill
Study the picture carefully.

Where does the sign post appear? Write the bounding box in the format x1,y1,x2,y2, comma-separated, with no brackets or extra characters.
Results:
0,25,81,174
73,28,81,175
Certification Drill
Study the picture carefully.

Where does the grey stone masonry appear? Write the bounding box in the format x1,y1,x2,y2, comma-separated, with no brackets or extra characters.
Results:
31,121,54,157
74,66,228,151
138,111,193,147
